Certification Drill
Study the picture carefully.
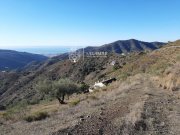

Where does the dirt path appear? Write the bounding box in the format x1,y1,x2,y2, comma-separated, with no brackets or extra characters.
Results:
53,75,180,135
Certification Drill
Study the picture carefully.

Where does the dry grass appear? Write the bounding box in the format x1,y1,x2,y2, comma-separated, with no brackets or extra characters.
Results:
1,101,29,121
24,111,49,122
107,81,120,90
88,95,99,100
0,111,5,119
29,100,59,114
0,100,59,122
69,98,81,106
177,55,180,61
125,101,145,125
156,63,180,91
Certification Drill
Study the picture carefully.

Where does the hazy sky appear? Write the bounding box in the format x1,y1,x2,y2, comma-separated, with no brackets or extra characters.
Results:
0,0,180,48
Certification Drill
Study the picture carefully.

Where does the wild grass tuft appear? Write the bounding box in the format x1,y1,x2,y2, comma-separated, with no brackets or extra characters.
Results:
24,111,49,122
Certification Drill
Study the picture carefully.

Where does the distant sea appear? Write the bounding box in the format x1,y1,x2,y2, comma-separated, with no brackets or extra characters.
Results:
13,46,83,57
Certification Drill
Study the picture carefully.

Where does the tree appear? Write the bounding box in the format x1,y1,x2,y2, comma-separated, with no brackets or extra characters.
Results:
52,79,79,104
36,79,52,95
36,78,79,104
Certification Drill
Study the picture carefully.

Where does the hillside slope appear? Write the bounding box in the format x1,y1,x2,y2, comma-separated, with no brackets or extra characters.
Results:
0,39,165,107
0,50,48,70
113,40,180,91
52,75,180,135
0,40,180,135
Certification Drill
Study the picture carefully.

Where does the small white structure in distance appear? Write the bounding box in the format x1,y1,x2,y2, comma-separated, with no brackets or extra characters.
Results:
110,60,116,66
94,82,106,88
121,53,126,56
89,82,106,93
89,78,116,92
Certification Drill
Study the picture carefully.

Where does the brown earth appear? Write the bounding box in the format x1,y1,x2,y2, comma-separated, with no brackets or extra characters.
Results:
1,74,180,135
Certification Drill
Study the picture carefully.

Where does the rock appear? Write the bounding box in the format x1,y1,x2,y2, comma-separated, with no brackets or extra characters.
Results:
160,122,165,126
80,118,84,122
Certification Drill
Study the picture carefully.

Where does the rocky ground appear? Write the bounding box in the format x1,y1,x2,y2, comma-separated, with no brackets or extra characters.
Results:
0,74,180,135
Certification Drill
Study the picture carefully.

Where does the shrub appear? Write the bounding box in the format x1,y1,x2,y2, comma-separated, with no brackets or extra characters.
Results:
2,111,13,120
29,98,40,105
113,62,121,70
2,100,28,121
24,111,49,122
79,82,89,92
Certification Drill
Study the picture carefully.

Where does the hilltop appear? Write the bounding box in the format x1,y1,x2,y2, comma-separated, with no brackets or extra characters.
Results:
84,39,165,53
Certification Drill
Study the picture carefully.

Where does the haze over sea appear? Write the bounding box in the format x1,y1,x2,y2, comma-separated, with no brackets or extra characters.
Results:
8,46,83,57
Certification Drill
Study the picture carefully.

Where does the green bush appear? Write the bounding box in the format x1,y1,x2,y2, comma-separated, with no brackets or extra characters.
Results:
79,82,89,92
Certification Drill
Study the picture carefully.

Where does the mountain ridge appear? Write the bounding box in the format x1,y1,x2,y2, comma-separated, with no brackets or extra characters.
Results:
54,39,165,61
83,39,165,53
0,49,48,70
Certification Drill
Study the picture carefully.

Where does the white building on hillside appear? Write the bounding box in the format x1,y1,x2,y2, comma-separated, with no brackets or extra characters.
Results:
89,78,116,92
94,82,106,88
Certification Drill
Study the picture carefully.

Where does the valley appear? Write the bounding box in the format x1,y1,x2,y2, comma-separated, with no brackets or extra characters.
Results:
0,39,180,135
